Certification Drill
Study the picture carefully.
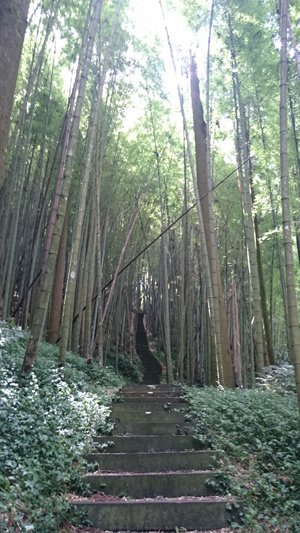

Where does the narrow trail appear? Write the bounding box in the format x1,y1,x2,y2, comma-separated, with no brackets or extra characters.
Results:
135,311,162,384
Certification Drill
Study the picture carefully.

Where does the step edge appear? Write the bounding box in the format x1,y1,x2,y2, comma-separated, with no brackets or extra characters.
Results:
70,496,234,504
82,469,223,477
87,450,220,457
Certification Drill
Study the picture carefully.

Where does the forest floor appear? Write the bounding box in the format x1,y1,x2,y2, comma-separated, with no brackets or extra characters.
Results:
0,322,299,532
184,371,300,533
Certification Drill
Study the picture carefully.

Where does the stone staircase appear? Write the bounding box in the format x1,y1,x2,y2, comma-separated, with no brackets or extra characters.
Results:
72,384,235,531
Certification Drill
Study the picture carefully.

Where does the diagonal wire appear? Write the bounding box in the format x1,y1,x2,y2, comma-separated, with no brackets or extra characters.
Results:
71,155,251,326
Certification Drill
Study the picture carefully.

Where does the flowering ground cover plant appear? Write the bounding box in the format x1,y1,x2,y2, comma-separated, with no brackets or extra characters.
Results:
185,375,300,533
0,323,124,532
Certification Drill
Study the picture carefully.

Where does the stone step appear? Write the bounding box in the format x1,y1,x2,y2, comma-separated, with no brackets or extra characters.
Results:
122,391,184,398
122,384,183,392
113,421,191,435
72,497,232,530
72,529,232,533
93,434,198,452
85,450,220,472
117,395,186,404
82,470,220,498
112,410,186,424
112,401,188,412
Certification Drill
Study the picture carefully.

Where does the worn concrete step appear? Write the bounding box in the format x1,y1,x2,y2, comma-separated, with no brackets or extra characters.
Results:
93,434,198,452
72,498,232,530
82,470,220,498
122,391,184,399
112,410,186,424
112,401,188,412
117,395,186,404
113,421,191,435
85,450,220,472
71,529,232,533
121,384,183,392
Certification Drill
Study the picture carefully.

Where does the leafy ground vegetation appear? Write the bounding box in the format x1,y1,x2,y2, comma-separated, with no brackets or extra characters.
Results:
1,322,299,533
0,322,127,532
185,370,300,533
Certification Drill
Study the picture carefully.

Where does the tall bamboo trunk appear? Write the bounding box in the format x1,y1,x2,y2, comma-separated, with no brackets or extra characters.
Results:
279,0,300,409
287,12,300,80
84,215,97,361
71,211,89,353
59,79,101,364
160,233,173,383
288,95,300,265
177,160,189,380
47,211,68,344
231,278,242,386
190,56,234,386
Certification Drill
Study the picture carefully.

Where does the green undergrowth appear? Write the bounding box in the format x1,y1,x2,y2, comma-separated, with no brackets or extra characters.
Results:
0,322,128,532
185,370,300,533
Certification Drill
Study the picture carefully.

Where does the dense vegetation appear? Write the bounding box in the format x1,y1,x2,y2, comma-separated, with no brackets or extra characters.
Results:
0,323,127,532
186,375,300,532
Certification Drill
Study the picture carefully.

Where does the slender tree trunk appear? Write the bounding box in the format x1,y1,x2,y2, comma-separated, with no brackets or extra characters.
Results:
102,211,139,324
279,0,300,409
228,16,265,377
288,95,300,265
231,278,242,386
287,12,300,80
177,149,189,380
160,234,173,383
254,213,274,365
71,213,89,353
59,80,100,364
47,212,68,344
254,86,289,342
148,103,173,383
84,216,96,361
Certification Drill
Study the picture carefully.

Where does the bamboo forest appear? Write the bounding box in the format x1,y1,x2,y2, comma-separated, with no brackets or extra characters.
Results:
0,0,299,531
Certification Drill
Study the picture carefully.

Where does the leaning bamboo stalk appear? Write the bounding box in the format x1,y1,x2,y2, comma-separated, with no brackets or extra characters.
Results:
102,210,139,324
190,55,234,386
58,75,102,364
159,0,222,384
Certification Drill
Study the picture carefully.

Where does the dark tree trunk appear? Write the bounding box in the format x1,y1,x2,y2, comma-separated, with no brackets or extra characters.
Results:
0,0,30,191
